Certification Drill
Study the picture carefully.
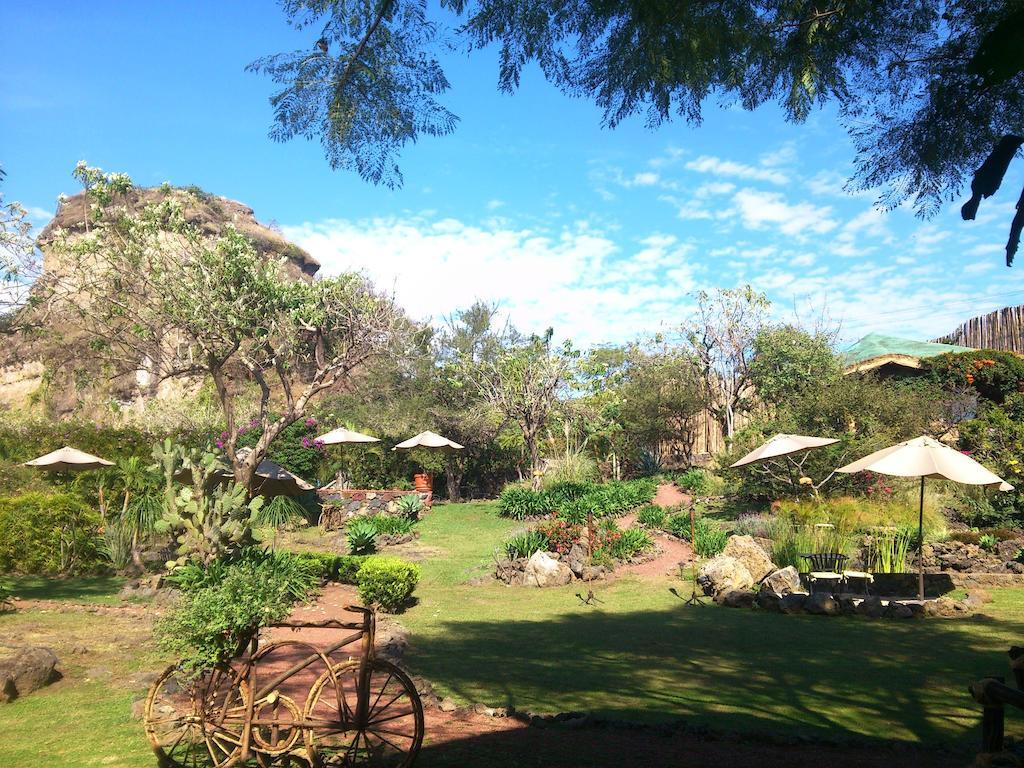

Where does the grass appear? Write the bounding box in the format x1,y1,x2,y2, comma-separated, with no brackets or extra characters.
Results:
3,499,1024,766
4,575,127,604
399,502,1024,748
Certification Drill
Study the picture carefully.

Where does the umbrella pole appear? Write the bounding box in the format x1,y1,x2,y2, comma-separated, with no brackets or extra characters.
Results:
918,477,925,602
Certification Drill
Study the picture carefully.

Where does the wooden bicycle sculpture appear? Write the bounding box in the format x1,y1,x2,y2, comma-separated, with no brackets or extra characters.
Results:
143,604,424,767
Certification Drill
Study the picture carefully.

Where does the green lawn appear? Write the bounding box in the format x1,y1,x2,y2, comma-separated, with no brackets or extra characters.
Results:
4,574,128,603
401,501,1024,748
2,500,1023,767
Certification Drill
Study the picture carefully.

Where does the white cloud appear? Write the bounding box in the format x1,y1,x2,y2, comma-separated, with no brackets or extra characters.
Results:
486,199,505,210
630,172,660,187
685,155,788,185
284,215,702,345
731,188,838,237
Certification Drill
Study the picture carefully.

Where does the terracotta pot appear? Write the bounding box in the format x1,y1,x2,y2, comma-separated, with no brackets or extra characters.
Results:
413,473,433,493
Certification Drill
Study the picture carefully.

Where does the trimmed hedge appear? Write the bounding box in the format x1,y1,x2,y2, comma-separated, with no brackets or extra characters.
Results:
356,557,420,613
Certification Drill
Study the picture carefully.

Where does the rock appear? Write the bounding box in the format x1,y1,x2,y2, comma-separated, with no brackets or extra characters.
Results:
438,697,458,713
756,590,783,613
761,566,802,596
717,590,756,609
580,565,607,581
885,602,914,619
780,593,807,615
523,550,574,588
119,574,162,601
722,535,776,582
924,597,959,618
0,645,60,703
566,543,588,578
805,593,840,616
697,556,753,597
838,596,859,616
131,697,147,720
963,589,994,610
856,596,886,619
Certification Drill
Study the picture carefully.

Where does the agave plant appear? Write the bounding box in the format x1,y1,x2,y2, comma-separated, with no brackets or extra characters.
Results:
396,493,423,519
346,517,378,555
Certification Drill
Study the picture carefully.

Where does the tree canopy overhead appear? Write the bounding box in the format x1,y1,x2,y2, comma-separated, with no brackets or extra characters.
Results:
254,1,1023,263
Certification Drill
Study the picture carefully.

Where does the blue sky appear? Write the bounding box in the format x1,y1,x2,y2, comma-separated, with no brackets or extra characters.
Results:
4,1,1024,347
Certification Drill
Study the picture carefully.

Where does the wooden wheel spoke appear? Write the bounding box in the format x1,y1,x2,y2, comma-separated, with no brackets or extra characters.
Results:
366,672,394,715
366,689,407,721
365,707,414,727
364,727,407,754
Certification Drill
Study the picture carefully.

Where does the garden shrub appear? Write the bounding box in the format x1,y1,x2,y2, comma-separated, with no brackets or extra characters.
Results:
542,453,599,486
925,350,1024,404
609,527,653,560
979,533,999,552
167,548,320,602
396,493,423,518
544,480,596,507
675,469,710,494
732,512,772,538
664,511,692,540
291,552,369,584
691,517,728,558
157,551,319,671
636,504,666,529
253,495,306,529
535,515,583,555
0,580,10,609
498,485,554,519
0,491,105,575
347,517,378,555
356,557,420,613
861,527,915,573
370,515,414,536
503,530,549,560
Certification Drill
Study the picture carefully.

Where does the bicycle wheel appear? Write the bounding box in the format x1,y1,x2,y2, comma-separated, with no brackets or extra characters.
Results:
304,659,424,767
145,663,247,768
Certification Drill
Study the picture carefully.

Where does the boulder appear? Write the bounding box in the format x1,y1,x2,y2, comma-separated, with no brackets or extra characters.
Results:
780,593,807,615
756,590,783,613
885,602,914,619
838,596,859,616
761,566,802,596
717,590,756,609
0,645,59,703
924,597,960,618
722,535,776,582
523,551,574,588
805,593,840,616
697,556,753,597
566,543,588,578
580,565,607,581
962,589,994,611
856,596,886,619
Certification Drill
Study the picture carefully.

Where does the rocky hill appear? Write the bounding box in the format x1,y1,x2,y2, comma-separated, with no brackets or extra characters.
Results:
0,187,319,417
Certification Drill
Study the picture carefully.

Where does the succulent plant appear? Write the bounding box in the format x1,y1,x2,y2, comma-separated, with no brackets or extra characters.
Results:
396,493,423,519
346,517,378,555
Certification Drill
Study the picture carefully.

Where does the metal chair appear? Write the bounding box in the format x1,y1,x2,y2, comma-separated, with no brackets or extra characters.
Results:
801,553,848,595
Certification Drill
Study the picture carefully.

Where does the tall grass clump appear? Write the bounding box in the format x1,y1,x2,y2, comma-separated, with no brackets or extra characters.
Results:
253,495,307,528
503,529,549,560
862,527,916,573
498,485,555,519
542,453,600,486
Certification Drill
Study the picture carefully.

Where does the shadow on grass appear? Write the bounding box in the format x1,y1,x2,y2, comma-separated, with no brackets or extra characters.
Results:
4,575,126,602
405,599,1024,751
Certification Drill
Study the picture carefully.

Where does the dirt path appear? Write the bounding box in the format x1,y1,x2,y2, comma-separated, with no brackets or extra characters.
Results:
608,484,695,580
652,482,693,509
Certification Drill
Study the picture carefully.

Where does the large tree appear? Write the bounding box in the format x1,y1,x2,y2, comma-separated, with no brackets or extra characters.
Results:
254,2,1024,264
0,167,41,327
38,163,405,492
684,285,770,441
467,328,571,489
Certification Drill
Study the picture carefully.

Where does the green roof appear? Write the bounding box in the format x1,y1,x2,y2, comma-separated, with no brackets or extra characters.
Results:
843,333,973,366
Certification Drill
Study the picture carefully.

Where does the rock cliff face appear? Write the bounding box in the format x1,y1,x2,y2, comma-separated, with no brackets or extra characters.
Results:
0,187,318,416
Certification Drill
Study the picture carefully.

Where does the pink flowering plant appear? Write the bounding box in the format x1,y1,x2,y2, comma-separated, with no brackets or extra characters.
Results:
232,415,326,480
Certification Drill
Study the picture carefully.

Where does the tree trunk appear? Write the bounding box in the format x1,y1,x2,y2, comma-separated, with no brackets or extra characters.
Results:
527,434,542,490
445,466,463,503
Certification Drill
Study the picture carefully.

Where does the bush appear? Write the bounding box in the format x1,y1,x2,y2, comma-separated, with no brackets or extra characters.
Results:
635,450,663,477
636,504,666,529
370,515,414,537
925,350,1024,404
979,533,999,552
544,481,596,508
396,494,423,518
862,528,915,573
356,556,420,613
0,580,10,609
535,515,583,556
0,491,105,575
157,551,318,671
675,469,710,494
609,527,653,560
503,529,549,560
253,495,307,529
542,453,599,486
668,512,727,558
498,485,554,519
291,552,369,584
732,512,773,538
347,517,379,555
167,548,320,602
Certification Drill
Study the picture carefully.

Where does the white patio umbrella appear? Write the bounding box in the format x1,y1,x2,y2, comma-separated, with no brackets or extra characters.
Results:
730,434,839,468
316,427,380,489
316,427,380,446
837,435,1013,600
392,431,464,452
23,446,114,472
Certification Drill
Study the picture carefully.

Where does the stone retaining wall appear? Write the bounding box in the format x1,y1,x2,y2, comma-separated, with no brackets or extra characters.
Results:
317,489,431,530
